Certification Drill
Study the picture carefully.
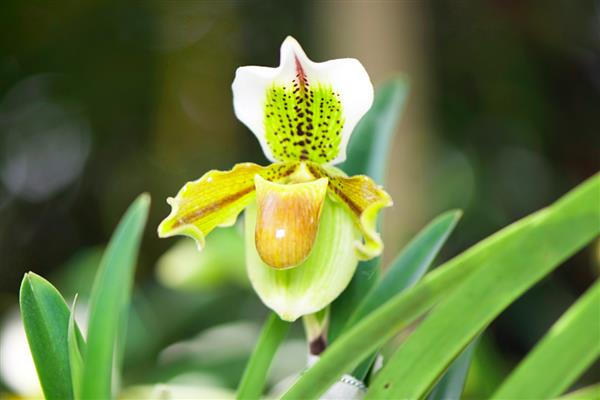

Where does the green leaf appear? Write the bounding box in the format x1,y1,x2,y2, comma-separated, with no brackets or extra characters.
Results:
330,76,409,341
328,258,379,343
20,273,78,400
349,210,462,326
236,313,290,400
281,173,600,400
339,76,409,184
68,295,86,400
80,194,150,399
366,174,600,399
282,263,462,400
555,383,600,400
349,209,462,379
492,280,600,399
427,338,479,400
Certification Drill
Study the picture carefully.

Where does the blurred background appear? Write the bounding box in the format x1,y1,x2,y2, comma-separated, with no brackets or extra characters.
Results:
0,0,598,398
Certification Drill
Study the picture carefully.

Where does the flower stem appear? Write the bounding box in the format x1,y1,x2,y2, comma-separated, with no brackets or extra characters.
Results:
303,307,330,355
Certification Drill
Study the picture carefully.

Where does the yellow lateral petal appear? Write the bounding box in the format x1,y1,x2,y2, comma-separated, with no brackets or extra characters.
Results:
307,164,393,260
158,162,298,250
254,175,329,269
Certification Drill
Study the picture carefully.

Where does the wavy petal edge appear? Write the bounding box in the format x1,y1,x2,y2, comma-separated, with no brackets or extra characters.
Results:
157,162,265,250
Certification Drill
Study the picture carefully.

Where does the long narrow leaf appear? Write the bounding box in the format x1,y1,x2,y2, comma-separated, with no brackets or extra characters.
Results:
19,273,81,400
349,210,462,327
556,383,600,400
492,280,600,399
328,258,379,343
236,313,290,400
80,194,150,399
68,295,86,400
329,77,409,341
366,175,600,399
282,173,600,400
339,76,409,184
350,209,462,379
427,337,479,400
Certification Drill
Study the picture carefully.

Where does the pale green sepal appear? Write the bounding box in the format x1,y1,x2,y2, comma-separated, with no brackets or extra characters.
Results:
245,198,359,322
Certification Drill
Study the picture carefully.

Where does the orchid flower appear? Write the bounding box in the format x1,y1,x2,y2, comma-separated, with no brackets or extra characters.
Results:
158,36,392,322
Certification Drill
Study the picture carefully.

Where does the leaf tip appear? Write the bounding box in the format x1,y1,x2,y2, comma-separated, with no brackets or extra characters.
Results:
19,273,32,305
437,209,463,228
21,271,32,282
382,74,410,97
389,74,410,88
20,271,40,294
135,192,151,210
450,208,464,221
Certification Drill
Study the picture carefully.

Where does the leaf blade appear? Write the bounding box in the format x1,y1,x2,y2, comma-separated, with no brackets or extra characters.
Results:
427,337,479,400
339,76,409,183
350,209,462,327
68,295,86,400
366,175,600,399
492,280,600,399
329,76,409,341
555,383,600,400
80,194,150,399
349,209,462,379
236,313,290,400
282,174,600,400
19,273,75,400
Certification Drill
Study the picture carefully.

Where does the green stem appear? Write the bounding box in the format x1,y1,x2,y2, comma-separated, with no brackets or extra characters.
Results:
236,313,289,400
303,307,330,355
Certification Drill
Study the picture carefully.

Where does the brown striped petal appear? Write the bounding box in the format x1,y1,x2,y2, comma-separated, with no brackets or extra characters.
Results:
254,174,328,269
158,162,299,250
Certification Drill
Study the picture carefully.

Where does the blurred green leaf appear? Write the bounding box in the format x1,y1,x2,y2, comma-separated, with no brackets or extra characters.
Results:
366,175,600,399
156,227,247,291
236,313,290,400
461,335,511,398
555,383,600,399
339,76,409,183
330,76,409,341
80,194,150,399
349,210,462,326
56,247,104,298
427,338,479,400
492,280,600,399
328,257,379,343
19,272,82,400
349,209,462,380
68,295,86,400
282,174,600,400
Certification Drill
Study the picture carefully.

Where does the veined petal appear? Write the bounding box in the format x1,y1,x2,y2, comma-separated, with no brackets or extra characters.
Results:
254,175,328,269
158,162,299,250
245,198,360,322
308,164,393,260
232,36,373,165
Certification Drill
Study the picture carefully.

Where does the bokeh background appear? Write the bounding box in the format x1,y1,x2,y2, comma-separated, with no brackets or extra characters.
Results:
1,1,599,398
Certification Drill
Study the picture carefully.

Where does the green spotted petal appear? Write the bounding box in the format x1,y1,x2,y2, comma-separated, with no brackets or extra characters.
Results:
245,197,360,322
232,36,373,165
264,82,345,163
